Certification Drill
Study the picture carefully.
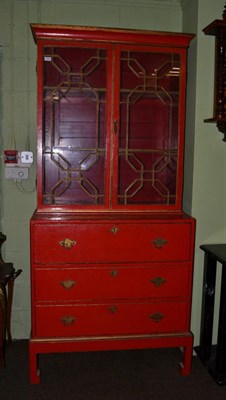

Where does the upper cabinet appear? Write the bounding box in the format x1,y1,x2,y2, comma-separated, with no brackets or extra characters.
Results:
31,24,194,212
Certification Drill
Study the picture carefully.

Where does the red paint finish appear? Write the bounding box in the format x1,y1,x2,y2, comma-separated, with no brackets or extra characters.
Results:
34,264,190,301
35,301,188,337
29,24,195,384
33,221,192,263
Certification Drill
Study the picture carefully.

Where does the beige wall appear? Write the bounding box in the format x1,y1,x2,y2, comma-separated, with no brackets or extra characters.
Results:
188,0,226,344
0,0,225,346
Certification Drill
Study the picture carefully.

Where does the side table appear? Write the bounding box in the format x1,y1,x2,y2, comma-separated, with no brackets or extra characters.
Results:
0,232,22,367
195,244,226,385
0,263,22,367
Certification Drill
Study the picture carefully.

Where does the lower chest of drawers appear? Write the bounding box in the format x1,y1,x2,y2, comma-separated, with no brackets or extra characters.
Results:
31,218,194,339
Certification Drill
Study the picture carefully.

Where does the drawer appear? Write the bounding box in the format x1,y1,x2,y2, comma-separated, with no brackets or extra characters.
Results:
34,265,190,301
34,301,188,337
33,222,192,264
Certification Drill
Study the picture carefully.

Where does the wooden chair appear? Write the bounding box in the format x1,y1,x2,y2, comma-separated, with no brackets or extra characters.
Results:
0,232,22,367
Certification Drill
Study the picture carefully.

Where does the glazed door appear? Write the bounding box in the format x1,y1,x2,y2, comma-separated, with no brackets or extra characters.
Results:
38,41,187,211
112,46,185,211
39,43,113,209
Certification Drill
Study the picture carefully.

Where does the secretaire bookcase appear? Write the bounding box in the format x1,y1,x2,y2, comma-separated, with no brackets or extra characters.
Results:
29,24,195,384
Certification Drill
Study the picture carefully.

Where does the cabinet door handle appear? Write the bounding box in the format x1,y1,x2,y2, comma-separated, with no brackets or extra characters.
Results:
149,312,164,323
113,119,118,134
60,280,76,290
59,238,76,249
150,276,166,287
152,237,168,248
60,316,76,326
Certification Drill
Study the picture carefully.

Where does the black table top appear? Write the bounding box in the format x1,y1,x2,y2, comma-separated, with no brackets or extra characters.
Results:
200,244,226,264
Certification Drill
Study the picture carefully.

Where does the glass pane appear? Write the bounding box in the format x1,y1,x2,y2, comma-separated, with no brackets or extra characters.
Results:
118,50,180,205
43,46,107,205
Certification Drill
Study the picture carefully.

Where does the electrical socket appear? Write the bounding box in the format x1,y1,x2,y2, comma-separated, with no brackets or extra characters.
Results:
5,167,29,180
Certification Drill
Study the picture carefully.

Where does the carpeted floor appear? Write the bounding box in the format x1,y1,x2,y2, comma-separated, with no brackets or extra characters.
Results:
0,340,226,400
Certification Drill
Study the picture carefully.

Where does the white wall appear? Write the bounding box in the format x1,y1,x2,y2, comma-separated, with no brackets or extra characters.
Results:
188,0,226,345
181,0,198,215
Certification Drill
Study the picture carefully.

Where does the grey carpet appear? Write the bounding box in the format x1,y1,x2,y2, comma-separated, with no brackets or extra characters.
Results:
0,340,226,400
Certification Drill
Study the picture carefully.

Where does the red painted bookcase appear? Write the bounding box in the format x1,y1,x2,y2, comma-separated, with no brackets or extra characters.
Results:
29,24,195,384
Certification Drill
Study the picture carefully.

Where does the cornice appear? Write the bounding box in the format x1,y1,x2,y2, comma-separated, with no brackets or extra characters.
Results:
41,0,181,10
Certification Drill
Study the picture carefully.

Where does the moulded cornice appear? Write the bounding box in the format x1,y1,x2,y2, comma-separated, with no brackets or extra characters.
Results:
33,0,181,10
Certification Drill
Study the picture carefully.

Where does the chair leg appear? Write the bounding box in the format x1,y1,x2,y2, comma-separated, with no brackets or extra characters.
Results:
6,279,14,344
0,283,6,368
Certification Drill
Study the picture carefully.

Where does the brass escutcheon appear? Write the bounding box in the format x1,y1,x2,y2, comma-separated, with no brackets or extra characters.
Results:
60,316,76,326
149,312,164,323
152,237,168,248
110,226,119,235
109,306,117,313
59,238,76,249
110,270,118,277
150,276,166,287
60,280,76,290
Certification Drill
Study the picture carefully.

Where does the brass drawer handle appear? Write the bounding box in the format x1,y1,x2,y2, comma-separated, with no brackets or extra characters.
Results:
59,238,76,249
60,316,76,326
149,312,164,323
150,276,166,287
110,226,119,235
152,237,168,248
60,280,76,290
